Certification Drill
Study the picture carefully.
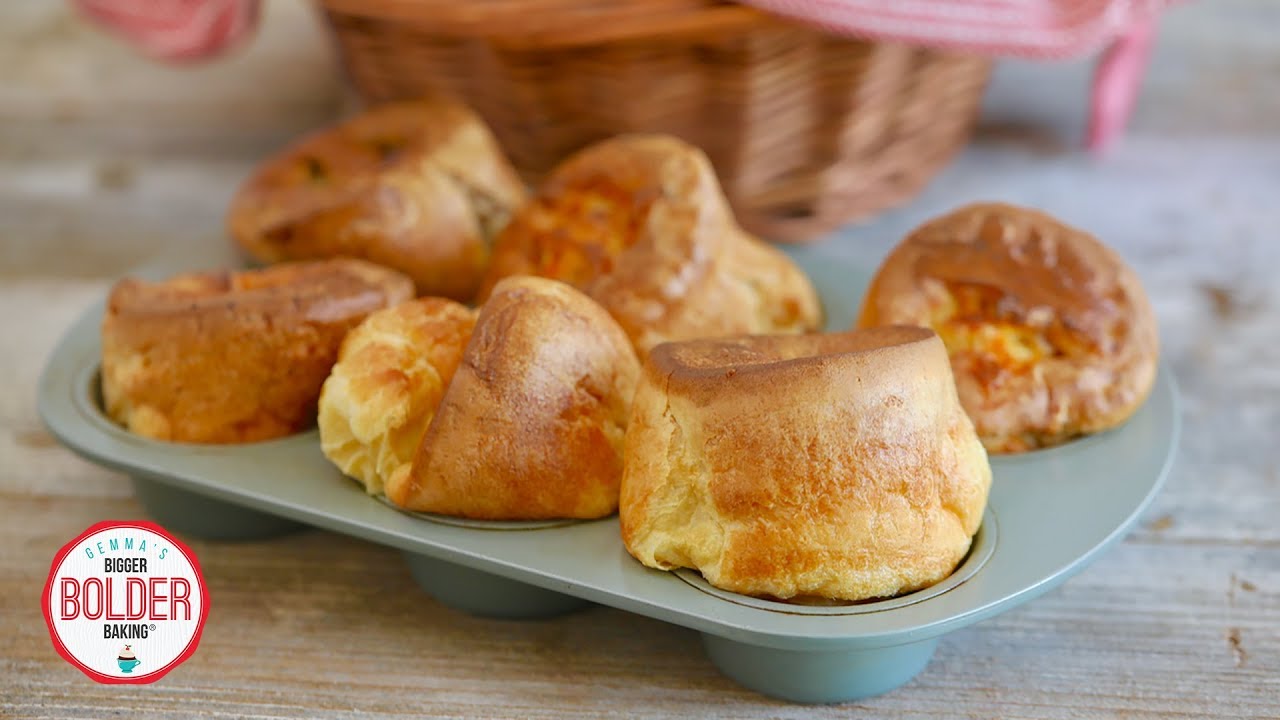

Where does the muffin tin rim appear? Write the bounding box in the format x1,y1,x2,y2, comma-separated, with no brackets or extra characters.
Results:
39,256,1179,653
671,507,999,617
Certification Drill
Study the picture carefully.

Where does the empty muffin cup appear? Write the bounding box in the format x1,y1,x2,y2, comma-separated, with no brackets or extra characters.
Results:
403,552,592,620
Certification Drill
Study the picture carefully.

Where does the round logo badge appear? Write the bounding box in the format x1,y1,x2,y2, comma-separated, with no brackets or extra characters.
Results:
42,521,210,684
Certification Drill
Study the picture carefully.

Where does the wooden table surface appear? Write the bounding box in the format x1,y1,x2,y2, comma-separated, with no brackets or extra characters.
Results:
2,1,1277,717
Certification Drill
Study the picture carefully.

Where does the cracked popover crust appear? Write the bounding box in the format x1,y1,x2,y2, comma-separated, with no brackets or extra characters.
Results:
317,296,477,497
101,258,413,444
477,135,822,355
857,203,1159,454
227,98,527,301
620,327,991,602
319,276,641,520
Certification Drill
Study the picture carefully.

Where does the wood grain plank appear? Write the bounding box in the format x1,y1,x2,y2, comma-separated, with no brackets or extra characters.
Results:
2,494,1277,719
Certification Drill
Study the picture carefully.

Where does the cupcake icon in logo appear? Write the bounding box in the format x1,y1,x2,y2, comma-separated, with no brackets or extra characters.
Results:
117,645,141,673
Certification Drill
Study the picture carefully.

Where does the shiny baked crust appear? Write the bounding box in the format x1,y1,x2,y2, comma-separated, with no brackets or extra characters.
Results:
228,98,527,301
318,298,477,495
317,276,640,520
101,258,414,444
620,327,991,602
477,134,822,354
858,203,1159,453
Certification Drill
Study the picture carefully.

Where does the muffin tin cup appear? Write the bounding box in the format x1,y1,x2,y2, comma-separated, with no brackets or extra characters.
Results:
130,477,307,541
703,634,940,704
39,250,1179,703
403,552,594,619
375,500,594,618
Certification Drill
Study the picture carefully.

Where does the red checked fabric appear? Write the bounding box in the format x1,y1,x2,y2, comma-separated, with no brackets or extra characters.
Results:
71,0,1173,150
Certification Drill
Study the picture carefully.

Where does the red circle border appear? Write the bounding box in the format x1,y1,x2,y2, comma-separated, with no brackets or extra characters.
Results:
42,520,211,685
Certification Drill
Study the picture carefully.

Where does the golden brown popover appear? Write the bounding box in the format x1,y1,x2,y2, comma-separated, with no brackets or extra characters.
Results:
319,276,640,520
228,98,527,301
478,134,822,355
101,258,413,443
318,297,477,496
858,203,1159,453
620,327,991,602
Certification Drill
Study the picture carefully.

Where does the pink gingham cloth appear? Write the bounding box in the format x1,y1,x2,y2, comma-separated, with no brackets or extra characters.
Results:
741,0,1167,57
741,0,1173,152
74,0,259,63
73,0,1172,152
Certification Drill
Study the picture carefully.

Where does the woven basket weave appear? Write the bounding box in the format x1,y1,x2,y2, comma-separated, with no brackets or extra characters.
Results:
319,0,992,242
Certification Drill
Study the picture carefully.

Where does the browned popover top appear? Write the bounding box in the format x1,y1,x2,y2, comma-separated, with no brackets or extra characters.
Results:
228,98,527,300
388,275,641,519
858,203,1159,452
107,257,412,324
621,326,991,601
478,134,822,354
101,259,413,443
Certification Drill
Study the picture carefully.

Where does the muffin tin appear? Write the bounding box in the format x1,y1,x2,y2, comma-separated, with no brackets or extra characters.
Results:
38,247,1179,703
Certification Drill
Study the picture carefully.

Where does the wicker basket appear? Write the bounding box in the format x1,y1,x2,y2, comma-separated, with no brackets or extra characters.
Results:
318,0,992,242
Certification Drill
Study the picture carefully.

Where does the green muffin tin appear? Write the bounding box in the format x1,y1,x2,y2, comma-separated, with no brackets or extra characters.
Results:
38,248,1179,703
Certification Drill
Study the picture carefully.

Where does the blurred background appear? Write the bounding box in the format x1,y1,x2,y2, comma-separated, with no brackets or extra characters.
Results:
4,1,1276,406
3,1,1275,308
